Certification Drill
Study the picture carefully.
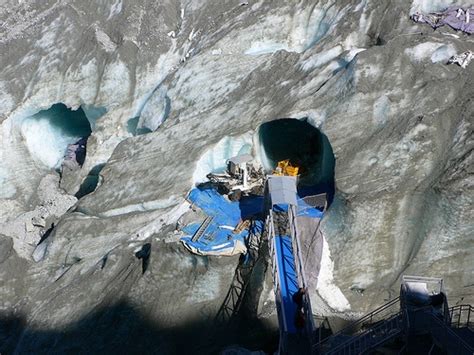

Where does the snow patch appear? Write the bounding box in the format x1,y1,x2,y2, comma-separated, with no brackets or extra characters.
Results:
19,117,71,168
345,48,366,62
373,95,391,126
245,42,289,56
107,0,123,20
134,201,191,241
354,0,368,12
431,44,457,63
101,195,180,217
317,236,351,312
301,46,343,71
405,42,445,62
192,133,253,185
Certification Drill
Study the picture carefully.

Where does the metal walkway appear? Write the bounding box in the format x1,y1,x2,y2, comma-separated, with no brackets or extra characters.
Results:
191,215,214,242
263,177,474,354
314,277,474,354
266,175,315,354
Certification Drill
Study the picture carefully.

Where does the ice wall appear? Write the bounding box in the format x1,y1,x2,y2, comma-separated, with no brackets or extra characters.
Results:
410,0,472,14
17,104,93,169
192,133,254,185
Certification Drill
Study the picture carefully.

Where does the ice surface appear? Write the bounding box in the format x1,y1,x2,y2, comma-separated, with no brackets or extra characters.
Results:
0,166,16,198
373,95,391,126
1,1,472,343
306,5,343,48
136,86,170,133
192,133,254,185
243,3,348,56
405,42,445,62
107,0,123,20
81,105,107,130
101,195,179,217
410,0,472,15
301,46,343,71
134,201,191,241
245,41,289,56
431,44,457,63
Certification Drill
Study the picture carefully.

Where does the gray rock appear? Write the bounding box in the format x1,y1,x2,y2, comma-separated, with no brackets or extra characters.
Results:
0,0,472,352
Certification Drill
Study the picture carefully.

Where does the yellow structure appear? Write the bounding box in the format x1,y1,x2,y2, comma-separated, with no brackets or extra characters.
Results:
273,159,299,176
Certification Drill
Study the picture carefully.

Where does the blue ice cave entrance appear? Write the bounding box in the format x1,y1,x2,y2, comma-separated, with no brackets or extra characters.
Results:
20,103,106,170
258,118,335,202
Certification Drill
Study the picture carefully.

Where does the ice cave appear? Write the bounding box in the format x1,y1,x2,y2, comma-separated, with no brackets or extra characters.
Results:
258,118,335,195
19,103,105,169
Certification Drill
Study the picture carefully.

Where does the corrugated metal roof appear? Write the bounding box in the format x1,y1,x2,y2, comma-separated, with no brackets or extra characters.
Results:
268,175,297,206
227,154,253,165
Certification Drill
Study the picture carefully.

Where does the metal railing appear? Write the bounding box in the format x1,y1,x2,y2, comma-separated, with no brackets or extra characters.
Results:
449,305,474,329
400,285,473,354
288,204,316,337
428,311,474,354
266,204,317,353
313,297,401,352
325,312,403,355
266,210,288,351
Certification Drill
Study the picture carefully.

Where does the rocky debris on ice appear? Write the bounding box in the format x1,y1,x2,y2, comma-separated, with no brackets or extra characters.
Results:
0,174,77,259
0,0,473,352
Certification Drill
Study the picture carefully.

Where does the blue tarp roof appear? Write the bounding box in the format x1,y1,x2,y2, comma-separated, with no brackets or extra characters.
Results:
181,188,264,255
188,188,242,226
181,185,323,256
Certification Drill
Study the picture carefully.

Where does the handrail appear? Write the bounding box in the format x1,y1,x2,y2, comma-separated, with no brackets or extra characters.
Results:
314,297,401,351
268,203,317,353
429,311,474,354
266,210,288,351
449,304,474,328
288,205,315,336
326,312,403,354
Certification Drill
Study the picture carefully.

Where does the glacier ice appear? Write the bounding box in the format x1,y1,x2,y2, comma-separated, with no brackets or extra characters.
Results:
0,166,16,198
136,86,170,134
431,44,457,63
410,0,473,15
81,105,107,130
18,104,93,169
405,42,445,62
0,0,472,351
192,133,254,185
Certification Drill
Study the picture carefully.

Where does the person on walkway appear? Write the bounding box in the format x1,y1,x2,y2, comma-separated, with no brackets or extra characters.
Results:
293,288,307,331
